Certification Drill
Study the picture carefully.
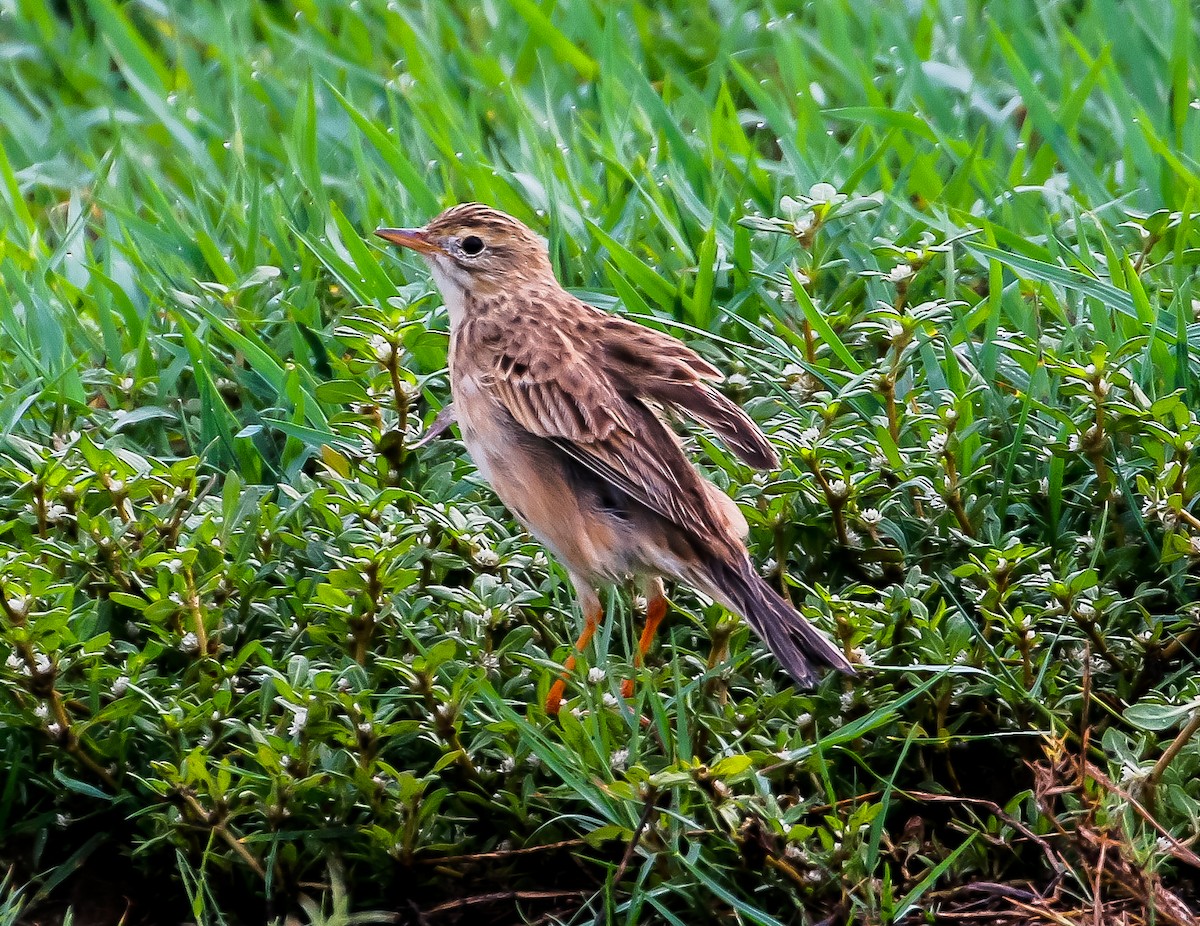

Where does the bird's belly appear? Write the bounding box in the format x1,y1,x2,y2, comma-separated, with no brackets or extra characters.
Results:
452,374,629,582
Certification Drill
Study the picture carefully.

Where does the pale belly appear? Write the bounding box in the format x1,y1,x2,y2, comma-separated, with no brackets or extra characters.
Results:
452,371,631,583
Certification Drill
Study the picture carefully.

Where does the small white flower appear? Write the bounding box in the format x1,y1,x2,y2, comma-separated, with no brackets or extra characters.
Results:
34,703,50,720
860,508,882,526
1038,477,1049,495
839,690,854,712
288,707,308,737
928,432,948,456
56,813,71,827
499,756,516,773
34,653,51,675
570,706,589,720
166,558,183,574
827,479,849,500
1076,600,1097,620
797,426,821,449
357,721,372,735
5,652,22,671
111,675,130,697
369,335,393,363
45,504,68,524
1024,630,1036,642
180,632,199,654
587,667,606,684
726,373,750,391
887,264,914,284
602,692,619,708
46,722,63,738
474,549,500,568
481,652,500,672
524,754,541,769
610,748,629,771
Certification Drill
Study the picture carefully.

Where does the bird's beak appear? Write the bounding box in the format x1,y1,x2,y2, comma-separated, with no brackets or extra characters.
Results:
374,227,442,254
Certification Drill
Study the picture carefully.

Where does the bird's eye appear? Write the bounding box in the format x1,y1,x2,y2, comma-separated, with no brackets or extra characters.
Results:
460,235,485,256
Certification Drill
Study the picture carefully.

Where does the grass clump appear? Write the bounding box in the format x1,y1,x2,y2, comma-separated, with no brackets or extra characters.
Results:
1,1,1199,924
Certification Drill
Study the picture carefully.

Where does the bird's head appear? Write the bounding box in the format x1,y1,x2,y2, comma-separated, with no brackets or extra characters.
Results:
375,203,553,300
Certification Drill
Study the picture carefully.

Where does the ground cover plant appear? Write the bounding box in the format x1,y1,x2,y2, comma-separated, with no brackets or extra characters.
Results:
1,0,1199,923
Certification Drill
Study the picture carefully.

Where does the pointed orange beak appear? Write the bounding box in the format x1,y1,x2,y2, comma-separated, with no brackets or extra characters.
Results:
374,227,442,254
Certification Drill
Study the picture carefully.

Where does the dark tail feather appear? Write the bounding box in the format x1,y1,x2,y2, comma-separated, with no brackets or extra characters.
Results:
652,382,779,471
694,555,854,687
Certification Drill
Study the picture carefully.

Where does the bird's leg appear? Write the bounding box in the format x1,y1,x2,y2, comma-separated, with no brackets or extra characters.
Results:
546,587,602,715
622,577,667,699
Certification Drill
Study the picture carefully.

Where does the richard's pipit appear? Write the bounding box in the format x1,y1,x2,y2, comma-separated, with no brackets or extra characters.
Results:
377,204,853,713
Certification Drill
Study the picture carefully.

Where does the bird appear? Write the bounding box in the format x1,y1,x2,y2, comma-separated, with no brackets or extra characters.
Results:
375,203,854,714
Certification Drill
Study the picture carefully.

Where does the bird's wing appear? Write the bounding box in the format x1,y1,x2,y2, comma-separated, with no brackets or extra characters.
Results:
598,315,778,470
483,320,719,532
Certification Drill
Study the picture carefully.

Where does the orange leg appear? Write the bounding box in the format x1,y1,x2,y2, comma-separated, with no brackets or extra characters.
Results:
546,588,602,715
622,579,668,699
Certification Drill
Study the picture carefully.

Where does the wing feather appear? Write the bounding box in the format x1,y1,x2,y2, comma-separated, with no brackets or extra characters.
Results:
486,323,720,531
599,315,778,470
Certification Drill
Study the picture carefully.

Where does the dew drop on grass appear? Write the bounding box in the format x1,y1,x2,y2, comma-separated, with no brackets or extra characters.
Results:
223,141,231,149
293,265,301,272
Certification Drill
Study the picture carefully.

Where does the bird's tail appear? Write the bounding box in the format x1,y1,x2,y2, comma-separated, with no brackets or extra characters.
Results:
691,554,854,687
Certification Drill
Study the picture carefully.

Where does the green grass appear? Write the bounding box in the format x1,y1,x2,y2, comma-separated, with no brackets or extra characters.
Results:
2,0,1200,923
